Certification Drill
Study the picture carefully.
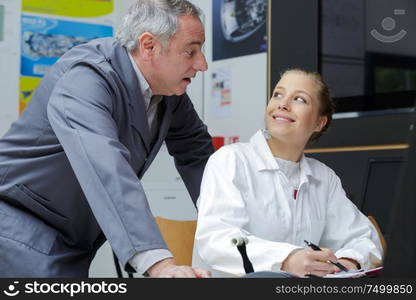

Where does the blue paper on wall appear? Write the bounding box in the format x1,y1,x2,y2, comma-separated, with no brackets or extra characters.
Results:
21,15,113,77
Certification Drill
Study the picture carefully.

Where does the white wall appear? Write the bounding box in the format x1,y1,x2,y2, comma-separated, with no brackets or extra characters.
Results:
0,0,20,136
198,1,267,143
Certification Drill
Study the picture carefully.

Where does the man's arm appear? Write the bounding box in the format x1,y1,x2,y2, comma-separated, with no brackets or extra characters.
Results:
47,64,168,270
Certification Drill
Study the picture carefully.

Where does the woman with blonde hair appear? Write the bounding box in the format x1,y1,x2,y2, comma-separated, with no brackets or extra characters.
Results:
192,69,383,277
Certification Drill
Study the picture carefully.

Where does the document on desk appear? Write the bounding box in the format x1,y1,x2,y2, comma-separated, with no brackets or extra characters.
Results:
324,266,383,278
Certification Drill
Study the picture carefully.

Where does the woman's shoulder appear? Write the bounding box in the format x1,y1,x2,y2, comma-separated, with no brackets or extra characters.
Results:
304,156,338,178
209,141,255,164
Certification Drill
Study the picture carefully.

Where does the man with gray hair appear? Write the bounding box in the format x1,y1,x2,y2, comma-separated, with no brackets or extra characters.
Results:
0,0,213,277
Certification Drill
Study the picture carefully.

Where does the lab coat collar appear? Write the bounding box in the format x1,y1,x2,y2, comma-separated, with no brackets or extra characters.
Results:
249,130,315,182
299,153,313,184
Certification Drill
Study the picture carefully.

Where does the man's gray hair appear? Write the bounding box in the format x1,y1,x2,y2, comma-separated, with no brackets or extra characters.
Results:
116,0,202,51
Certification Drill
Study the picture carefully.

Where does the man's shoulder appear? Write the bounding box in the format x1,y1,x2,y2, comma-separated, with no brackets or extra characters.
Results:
55,37,132,89
71,37,118,56
57,37,120,69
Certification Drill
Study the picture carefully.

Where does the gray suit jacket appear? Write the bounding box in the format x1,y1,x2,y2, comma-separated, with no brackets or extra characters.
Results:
0,37,213,275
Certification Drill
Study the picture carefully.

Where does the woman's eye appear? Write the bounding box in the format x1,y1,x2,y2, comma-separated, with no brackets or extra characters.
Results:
294,96,306,103
273,92,283,98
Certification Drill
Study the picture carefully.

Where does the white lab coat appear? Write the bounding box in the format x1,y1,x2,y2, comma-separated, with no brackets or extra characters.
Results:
192,130,383,277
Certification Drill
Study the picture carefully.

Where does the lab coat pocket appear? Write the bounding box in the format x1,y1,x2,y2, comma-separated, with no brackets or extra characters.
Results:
18,184,50,203
0,202,57,255
6,184,69,229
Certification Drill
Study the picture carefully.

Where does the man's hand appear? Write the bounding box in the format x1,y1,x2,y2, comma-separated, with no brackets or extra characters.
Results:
147,258,211,278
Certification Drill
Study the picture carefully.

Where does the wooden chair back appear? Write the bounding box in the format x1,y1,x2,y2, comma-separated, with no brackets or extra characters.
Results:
368,215,387,253
155,217,197,266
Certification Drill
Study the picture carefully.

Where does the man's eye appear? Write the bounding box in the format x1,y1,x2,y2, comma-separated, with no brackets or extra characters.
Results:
185,50,195,56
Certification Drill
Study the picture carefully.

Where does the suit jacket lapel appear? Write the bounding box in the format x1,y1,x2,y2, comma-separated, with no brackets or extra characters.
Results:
128,97,151,153
140,98,172,174
151,97,172,151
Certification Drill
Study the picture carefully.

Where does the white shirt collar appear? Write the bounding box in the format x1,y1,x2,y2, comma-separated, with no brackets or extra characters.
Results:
128,52,153,101
249,129,314,182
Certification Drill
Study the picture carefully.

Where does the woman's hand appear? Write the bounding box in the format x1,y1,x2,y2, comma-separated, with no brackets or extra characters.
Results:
281,248,338,277
336,258,360,272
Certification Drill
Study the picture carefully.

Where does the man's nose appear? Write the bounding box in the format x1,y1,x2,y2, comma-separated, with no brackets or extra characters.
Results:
194,53,208,72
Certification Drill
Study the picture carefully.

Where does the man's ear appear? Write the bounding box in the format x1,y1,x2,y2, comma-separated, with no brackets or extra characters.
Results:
314,115,328,132
137,32,156,60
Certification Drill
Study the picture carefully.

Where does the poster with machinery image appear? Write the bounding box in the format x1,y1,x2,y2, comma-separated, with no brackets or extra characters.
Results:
213,0,267,61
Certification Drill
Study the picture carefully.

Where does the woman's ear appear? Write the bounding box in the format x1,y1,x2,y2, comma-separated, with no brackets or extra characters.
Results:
314,116,328,133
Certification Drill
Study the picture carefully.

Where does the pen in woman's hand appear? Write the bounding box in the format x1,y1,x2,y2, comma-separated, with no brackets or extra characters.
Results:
304,240,349,272
305,273,322,278
304,240,321,251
